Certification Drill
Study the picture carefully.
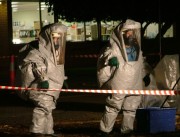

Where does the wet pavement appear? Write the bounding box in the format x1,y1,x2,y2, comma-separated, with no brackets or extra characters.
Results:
0,90,180,137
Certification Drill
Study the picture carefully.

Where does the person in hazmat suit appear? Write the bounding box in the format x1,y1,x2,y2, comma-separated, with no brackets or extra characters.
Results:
97,19,150,136
16,23,67,137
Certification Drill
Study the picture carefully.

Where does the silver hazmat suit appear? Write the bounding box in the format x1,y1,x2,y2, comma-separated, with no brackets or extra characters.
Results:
140,55,180,109
97,19,144,133
17,23,67,134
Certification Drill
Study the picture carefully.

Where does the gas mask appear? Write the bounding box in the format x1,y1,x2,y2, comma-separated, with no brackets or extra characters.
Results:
128,36,134,45
121,27,141,62
54,43,59,50
52,32,61,50
50,23,67,65
51,31,66,65
53,37,61,50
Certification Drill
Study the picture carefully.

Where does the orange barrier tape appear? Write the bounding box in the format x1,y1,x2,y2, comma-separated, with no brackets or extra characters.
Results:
0,55,17,59
0,85,179,95
70,54,98,58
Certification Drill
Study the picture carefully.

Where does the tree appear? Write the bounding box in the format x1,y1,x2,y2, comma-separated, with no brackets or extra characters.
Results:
44,0,179,23
43,0,178,39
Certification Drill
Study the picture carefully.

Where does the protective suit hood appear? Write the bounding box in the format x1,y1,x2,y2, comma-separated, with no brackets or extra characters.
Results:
110,19,141,62
38,23,67,65
38,23,67,50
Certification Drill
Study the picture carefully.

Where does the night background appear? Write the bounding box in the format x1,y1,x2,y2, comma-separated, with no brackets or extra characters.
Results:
0,0,180,136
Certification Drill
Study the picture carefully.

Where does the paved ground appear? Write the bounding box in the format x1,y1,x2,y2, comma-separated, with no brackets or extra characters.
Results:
0,90,180,137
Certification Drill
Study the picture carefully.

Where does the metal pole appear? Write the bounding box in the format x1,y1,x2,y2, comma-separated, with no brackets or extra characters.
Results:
84,22,86,41
39,0,42,29
158,0,162,60
160,77,180,108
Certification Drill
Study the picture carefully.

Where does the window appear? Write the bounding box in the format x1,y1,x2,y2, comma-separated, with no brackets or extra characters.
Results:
58,20,121,42
12,1,54,44
101,21,120,41
59,20,99,42
12,1,175,44
143,22,174,39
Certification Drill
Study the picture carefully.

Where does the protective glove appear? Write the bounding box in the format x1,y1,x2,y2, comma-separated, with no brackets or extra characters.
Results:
39,80,49,89
108,57,119,68
143,74,150,87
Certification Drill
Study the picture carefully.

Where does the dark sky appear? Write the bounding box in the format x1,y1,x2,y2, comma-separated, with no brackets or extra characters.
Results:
45,0,179,22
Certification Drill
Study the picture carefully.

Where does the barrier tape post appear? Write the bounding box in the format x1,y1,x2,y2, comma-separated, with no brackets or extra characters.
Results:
10,55,15,86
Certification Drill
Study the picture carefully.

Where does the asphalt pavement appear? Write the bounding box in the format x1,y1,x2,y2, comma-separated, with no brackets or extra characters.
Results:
0,90,180,137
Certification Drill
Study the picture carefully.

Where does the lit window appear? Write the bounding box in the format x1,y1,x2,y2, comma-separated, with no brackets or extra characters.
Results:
12,2,54,44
